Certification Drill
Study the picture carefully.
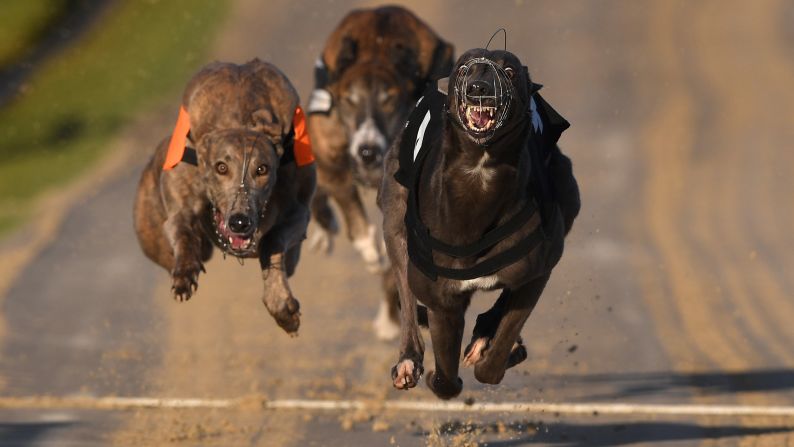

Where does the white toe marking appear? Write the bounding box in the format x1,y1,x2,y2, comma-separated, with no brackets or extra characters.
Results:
308,228,334,254
353,225,386,273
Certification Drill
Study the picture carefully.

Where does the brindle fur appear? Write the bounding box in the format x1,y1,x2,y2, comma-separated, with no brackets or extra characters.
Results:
378,49,580,399
307,6,453,339
133,59,315,334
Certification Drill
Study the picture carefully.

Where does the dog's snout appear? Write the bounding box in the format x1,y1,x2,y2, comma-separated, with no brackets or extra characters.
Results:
358,144,382,166
228,213,252,234
466,80,492,97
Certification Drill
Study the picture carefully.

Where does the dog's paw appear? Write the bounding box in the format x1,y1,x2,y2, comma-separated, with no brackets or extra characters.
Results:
171,261,204,301
463,337,489,367
308,214,339,254
426,370,463,400
373,300,400,341
391,358,423,390
308,227,335,254
353,225,387,273
270,295,301,335
474,362,506,385
472,337,526,385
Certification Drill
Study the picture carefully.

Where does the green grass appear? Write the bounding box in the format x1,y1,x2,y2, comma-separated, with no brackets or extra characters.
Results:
0,1,67,66
0,0,229,235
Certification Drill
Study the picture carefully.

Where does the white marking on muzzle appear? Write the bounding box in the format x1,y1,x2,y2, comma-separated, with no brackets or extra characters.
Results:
349,117,387,159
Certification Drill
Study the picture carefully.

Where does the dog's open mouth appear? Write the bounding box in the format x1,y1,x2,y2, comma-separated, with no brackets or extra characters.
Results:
213,211,255,252
462,104,498,133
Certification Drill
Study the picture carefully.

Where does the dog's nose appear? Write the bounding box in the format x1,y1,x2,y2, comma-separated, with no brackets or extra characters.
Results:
228,213,252,234
358,144,381,166
466,80,492,97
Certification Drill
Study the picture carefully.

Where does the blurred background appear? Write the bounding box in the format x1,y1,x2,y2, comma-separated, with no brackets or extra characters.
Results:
0,0,793,445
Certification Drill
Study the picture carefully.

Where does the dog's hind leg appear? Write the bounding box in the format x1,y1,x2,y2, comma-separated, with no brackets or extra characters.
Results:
463,289,509,367
260,251,301,334
473,274,550,385
425,304,467,399
463,289,528,369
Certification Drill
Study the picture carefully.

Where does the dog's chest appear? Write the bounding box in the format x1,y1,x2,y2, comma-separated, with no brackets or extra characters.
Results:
455,274,501,292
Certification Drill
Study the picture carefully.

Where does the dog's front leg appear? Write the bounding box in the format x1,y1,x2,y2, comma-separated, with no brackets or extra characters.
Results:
319,168,385,273
266,202,311,256
260,251,301,334
473,274,551,385
383,229,425,390
163,214,205,301
425,305,466,399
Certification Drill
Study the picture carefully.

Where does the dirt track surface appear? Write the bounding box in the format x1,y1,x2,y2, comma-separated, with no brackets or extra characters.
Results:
2,0,794,445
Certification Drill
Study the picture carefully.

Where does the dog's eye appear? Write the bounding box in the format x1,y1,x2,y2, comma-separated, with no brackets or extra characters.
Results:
343,93,358,106
215,162,228,175
379,90,396,105
256,164,269,176
504,67,515,79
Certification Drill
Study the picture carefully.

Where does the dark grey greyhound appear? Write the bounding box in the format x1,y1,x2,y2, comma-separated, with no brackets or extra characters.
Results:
378,48,579,399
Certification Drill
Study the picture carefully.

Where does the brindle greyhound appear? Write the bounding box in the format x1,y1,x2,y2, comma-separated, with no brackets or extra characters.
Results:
378,48,579,399
305,6,454,340
133,59,315,334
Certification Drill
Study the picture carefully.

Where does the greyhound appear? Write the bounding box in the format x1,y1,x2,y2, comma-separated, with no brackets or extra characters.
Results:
133,59,315,334
378,48,580,398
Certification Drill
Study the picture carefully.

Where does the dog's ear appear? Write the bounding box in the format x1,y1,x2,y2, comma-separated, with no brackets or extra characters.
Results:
272,137,285,158
391,42,421,80
251,108,283,137
251,108,286,158
427,40,455,81
333,36,358,79
196,133,215,172
524,66,543,95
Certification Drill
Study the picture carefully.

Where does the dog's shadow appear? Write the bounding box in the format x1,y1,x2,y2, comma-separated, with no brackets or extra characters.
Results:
450,420,794,446
0,420,75,447
542,368,794,401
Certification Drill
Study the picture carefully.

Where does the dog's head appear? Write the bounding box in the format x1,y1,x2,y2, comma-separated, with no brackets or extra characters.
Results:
196,128,281,256
329,37,422,187
449,49,532,143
